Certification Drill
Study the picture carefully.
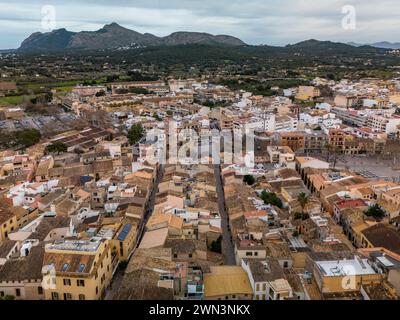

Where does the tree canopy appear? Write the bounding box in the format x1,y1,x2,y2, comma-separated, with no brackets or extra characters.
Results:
46,142,68,154
129,87,150,94
260,190,283,209
127,123,145,145
365,204,386,220
0,129,42,150
297,192,309,214
210,236,222,253
243,175,255,186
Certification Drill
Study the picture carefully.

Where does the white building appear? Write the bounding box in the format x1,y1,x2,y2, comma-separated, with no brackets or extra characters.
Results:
367,114,400,134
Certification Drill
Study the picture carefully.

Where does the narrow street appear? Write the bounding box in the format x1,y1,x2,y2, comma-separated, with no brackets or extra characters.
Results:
136,164,165,244
105,164,165,300
214,165,236,265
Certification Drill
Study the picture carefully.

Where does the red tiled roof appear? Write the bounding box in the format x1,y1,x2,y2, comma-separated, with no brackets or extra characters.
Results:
335,199,367,210
244,210,268,219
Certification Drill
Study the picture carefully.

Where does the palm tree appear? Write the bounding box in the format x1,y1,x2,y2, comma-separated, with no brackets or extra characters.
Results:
332,146,341,170
325,143,340,170
297,192,309,219
325,143,333,162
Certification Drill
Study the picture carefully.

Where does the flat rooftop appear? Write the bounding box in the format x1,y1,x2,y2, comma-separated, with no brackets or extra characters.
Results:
316,257,376,277
46,238,102,253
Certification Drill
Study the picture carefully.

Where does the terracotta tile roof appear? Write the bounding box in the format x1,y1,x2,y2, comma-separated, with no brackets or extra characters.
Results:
335,199,368,210
0,244,45,281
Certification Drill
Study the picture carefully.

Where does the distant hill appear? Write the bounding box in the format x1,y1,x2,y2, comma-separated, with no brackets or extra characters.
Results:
78,39,387,69
18,22,246,51
285,39,383,55
370,42,400,49
348,41,400,50
17,25,389,61
0,49,16,54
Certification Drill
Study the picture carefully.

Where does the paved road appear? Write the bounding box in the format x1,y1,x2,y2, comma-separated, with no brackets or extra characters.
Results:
105,164,165,300
214,165,236,265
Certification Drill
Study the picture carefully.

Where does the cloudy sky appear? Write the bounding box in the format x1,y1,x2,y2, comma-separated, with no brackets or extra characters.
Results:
0,0,399,49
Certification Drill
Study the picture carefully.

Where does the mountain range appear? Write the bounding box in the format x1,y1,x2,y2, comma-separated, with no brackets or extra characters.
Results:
19,22,246,51
16,22,396,56
348,41,400,49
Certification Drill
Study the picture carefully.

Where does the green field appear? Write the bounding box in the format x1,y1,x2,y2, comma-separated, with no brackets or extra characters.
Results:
0,95,37,106
22,80,82,90
53,86,74,93
0,95,25,105
0,79,100,105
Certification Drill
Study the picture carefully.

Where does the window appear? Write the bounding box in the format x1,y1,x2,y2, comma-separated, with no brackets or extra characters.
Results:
246,252,253,256
283,261,289,268
254,252,258,257
63,279,71,286
173,254,178,258
61,263,69,272
78,264,85,273
51,292,59,300
64,293,72,300
269,288,274,298
77,279,85,287
188,254,192,258
0,291,4,297
79,294,86,300
96,286,98,295
38,287,43,295
15,289,21,297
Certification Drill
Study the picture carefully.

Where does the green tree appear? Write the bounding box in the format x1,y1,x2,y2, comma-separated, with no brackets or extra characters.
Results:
106,74,119,82
44,91,53,103
127,123,145,145
95,90,106,97
15,129,41,148
46,142,67,154
260,190,283,209
210,236,222,253
365,204,386,220
153,112,162,121
294,212,310,220
129,87,150,94
297,192,309,217
118,260,129,270
243,175,255,186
